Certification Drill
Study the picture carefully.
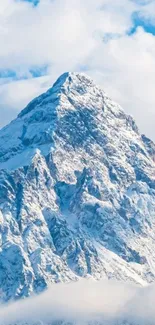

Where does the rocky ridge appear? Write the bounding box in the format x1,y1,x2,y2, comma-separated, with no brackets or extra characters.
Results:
0,72,155,302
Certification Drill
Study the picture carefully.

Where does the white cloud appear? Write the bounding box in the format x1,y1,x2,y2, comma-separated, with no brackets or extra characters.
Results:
1,279,155,325
0,0,155,140
138,0,155,22
0,75,54,126
0,0,136,72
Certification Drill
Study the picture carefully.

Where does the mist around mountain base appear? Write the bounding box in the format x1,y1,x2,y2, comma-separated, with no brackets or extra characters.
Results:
1,279,155,325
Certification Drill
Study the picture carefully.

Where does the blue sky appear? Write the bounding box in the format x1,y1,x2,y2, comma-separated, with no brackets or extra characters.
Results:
22,0,40,6
129,11,155,35
0,0,155,140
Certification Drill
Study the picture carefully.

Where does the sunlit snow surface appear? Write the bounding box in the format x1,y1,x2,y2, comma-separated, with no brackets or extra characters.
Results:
0,72,155,302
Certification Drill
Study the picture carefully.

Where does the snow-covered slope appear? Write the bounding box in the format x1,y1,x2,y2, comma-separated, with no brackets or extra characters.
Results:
0,72,155,301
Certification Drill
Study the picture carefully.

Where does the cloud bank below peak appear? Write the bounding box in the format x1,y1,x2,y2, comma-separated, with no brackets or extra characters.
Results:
1,279,155,325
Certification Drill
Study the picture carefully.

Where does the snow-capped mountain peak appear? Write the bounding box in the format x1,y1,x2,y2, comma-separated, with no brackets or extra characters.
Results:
0,72,155,302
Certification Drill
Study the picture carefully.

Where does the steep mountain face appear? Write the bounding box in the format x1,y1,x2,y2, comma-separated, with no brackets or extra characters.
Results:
0,72,155,301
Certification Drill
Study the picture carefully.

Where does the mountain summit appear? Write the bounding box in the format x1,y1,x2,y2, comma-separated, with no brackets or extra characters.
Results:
0,72,155,301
